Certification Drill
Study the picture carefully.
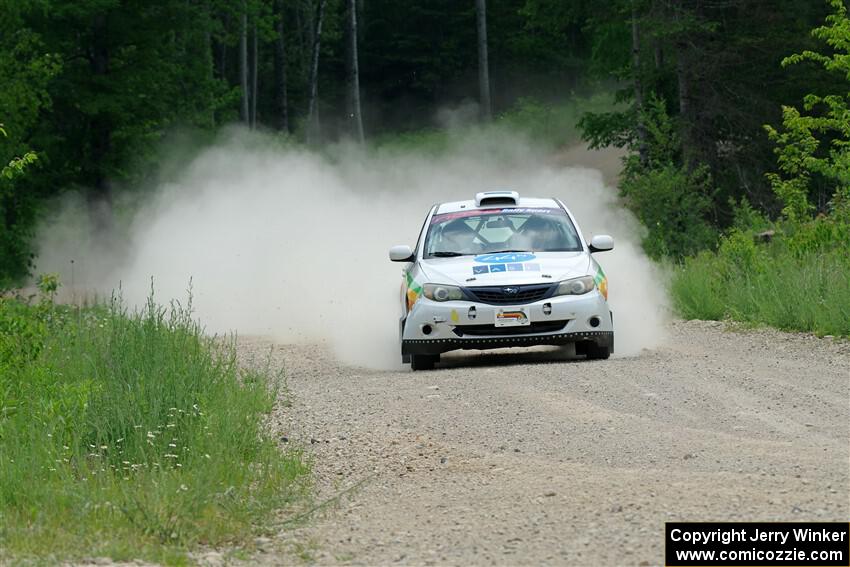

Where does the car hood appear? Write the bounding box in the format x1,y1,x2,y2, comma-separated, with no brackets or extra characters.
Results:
418,252,591,287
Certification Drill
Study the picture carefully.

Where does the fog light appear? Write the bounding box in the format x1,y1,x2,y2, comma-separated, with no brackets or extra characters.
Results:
421,324,433,335
589,316,600,328
468,306,477,320
542,303,552,316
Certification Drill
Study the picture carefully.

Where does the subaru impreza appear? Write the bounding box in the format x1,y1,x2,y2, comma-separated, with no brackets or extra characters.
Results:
389,191,614,370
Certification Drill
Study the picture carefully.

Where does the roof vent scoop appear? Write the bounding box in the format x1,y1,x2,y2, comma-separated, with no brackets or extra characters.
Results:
475,190,520,207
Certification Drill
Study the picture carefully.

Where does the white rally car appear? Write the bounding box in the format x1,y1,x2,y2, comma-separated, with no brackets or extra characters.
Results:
389,191,614,370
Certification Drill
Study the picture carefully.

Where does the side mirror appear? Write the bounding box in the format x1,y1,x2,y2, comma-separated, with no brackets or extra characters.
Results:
588,234,614,253
389,245,414,262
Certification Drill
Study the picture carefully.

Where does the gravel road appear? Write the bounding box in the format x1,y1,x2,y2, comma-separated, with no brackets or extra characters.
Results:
237,320,849,566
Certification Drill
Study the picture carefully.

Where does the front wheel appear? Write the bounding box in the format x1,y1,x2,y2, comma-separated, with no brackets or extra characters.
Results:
410,354,439,371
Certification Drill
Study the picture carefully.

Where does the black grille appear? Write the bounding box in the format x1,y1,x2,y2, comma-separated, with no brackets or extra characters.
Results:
463,283,555,305
452,320,569,337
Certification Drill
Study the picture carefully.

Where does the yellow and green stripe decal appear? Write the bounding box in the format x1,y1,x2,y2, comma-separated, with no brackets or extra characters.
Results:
405,272,423,311
593,266,608,300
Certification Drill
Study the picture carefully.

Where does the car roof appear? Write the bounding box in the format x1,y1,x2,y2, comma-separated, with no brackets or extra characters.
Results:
435,197,561,214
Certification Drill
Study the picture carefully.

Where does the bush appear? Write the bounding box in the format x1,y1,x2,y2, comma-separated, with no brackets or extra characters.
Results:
671,217,850,336
0,292,307,562
620,164,718,259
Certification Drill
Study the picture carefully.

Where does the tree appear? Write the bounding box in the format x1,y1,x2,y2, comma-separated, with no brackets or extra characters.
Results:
345,0,365,141
0,2,60,283
275,0,290,132
0,124,40,285
765,0,850,221
580,0,830,220
475,0,492,120
306,0,327,143
631,1,648,165
240,3,250,123
251,19,259,128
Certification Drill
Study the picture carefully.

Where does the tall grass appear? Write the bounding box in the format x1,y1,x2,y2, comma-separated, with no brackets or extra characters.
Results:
671,222,850,337
0,292,307,563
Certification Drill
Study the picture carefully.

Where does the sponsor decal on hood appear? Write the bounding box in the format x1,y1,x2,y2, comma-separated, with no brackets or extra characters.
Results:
420,252,589,286
474,253,536,263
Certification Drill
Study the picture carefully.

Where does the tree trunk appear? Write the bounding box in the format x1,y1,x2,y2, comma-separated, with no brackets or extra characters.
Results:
251,20,258,129
631,3,648,166
275,0,289,132
677,41,693,169
239,5,249,124
296,2,307,74
306,0,326,143
475,0,492,121
217,41,227,79
674,0,696,170
345,0,365,142
651,0,663,70
205,2,216,128
89,13,113,232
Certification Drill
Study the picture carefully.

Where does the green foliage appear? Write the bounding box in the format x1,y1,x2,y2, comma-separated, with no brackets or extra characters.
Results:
591,92,718,260
0,296,49,370
0,124,40,286
671,2,850,336
512,0,607,74
36,272,60,302
1,151,37,181
730,197,771,233
577,106,636,152
620,164,717,259
765,0,850,220
0,0,846,280
0,294,308,562
580,0,833,226
672,216,850,336
0,12,60,284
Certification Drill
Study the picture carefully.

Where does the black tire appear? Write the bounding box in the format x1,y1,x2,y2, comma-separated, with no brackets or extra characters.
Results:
410,354,438,371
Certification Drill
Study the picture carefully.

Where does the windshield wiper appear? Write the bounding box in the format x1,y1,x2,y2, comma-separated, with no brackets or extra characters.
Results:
430,251,468,257
486,249,532,254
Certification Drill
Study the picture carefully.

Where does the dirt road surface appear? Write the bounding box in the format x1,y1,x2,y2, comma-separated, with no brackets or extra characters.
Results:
237,320,849,566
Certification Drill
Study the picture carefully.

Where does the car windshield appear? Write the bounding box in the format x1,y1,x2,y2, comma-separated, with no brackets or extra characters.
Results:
424,207,583,258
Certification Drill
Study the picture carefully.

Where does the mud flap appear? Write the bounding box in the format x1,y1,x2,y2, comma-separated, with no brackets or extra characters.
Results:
400,317,410,363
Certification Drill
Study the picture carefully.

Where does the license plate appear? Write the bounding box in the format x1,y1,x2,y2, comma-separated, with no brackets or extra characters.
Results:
495,307,531,327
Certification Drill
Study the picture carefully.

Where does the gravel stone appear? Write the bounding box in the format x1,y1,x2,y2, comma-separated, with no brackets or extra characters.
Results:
236,320,849,565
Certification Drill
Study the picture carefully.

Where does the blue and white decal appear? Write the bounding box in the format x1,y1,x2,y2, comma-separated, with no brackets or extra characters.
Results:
472,265,490,275
474,253,537,263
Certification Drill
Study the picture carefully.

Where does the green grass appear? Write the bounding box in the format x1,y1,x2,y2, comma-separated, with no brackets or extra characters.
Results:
0,292,308,564
671,226,850,337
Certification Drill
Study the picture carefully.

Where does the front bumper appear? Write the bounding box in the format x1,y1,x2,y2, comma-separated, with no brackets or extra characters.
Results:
403,330,613,355
400,291,613,356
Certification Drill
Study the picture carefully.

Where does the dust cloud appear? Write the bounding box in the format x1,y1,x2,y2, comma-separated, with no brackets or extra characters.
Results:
34,127,670,369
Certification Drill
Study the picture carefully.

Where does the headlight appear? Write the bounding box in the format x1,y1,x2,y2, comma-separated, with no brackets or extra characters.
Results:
422,283,464,301
555,275,596,296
